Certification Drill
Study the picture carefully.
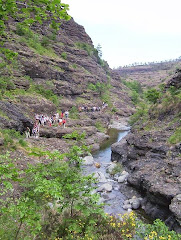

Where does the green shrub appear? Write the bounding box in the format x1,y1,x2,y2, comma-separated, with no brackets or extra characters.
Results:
61,52,67,60
136,219,181,240
168,127,181,144
69,106,79,119
109,163,123,175
30,84,59,105
76,42,93,56
18,139,28,147
16,23,33,37
0,77,15,91
131,90,140,104
122,80,143,94
95,121,106,132
129,102,148,125
41,36,51,47
144,88,161,104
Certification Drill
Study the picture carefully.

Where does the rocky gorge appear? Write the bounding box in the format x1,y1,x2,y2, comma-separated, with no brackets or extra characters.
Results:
0,2,181,238
111,74,181,233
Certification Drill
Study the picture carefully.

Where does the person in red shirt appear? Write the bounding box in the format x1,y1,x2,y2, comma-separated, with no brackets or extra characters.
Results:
62,119,66,128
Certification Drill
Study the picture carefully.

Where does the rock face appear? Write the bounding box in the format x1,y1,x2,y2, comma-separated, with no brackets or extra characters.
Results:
0,101,33,132
111,132,181,232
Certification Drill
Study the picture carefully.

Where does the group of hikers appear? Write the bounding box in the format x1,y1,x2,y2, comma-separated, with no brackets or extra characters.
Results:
25,102,108,139
78,102,108,112
25,110,69,138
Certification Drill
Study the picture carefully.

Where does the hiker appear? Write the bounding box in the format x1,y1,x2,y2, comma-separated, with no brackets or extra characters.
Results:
62,119,66,128
25,127,30,138
65,110,69,119
61,111,64,119
58,118,63,126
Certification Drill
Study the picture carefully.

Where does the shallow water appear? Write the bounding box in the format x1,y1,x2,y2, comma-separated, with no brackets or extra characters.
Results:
83,128,153,222
83,129,129,216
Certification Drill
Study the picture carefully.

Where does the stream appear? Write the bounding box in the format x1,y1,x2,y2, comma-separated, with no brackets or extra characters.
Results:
83,128,130,216
83,127,152,223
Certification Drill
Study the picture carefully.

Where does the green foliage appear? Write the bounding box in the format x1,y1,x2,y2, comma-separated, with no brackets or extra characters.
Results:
131,90,140,104
18,139,28,147
168,127,181,144
122,80,143,94
0,76,15,92
41,36,51,47
72,63,77,69
63,130,86,142
0,129,26,149
129,102,149,125
95,122,106,133
122,80,143,105
111,107,118,113
0,146,104,239
136,219,181,240
0,1,70,34
0,1,70,65
20,30,58,58
76,42,94,56
61,52,67,60
144,88,161,104
30,84,59,105
109,163,123,176
88,82,112,99
69,106,79,119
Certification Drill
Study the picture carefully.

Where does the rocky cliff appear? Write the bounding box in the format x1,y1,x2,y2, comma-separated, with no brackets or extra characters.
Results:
111,73,181,232
0,17,134,141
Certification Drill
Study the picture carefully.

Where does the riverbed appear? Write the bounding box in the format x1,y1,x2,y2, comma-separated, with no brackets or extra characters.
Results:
83,128,130,216
83,127,152,223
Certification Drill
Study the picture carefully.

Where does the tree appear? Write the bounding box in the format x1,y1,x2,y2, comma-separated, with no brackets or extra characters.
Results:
96,43,102,58
144,88,160,104
0,0,71,62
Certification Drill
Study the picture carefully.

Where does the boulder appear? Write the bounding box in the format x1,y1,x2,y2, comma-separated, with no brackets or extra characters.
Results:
106,162,117,174
117,171,129,183
169,194,181,225
94,172,107,183
123,204,132,210
97,183,113,192
132,198,141,210
82,155,94,166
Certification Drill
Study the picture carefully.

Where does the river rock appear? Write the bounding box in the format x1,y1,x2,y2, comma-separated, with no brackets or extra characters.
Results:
106,162,117,174
123,204,132,210
169,194,181,225
94,172,107,183
95,162,101,168
82,155,94,166
132,198,141,210
97,183,113,192
117,171,129,183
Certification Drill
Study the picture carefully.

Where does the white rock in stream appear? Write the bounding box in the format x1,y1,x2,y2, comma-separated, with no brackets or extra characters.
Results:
117,171,129,183
94,172,107,183
106,163,117,174
82,155,94,166
97,183,113,192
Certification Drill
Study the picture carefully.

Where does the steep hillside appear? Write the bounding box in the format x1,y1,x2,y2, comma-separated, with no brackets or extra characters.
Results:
112,71,181,232
114,60,181,88
0,17,134,142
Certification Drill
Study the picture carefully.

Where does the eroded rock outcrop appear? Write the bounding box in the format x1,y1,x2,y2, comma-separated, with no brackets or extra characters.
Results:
111,132,181,232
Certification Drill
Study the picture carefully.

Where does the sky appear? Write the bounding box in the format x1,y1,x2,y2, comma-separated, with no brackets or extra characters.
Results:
65,0,181,68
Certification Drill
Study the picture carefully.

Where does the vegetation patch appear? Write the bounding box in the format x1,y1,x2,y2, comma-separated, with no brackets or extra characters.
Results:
168,127,181,144
95,121,106,133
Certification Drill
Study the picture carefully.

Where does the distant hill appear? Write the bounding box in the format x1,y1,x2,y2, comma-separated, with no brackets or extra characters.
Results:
114,59,181,88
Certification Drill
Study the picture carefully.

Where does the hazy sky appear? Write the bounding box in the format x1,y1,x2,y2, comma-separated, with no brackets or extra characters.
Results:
65,0,181,68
